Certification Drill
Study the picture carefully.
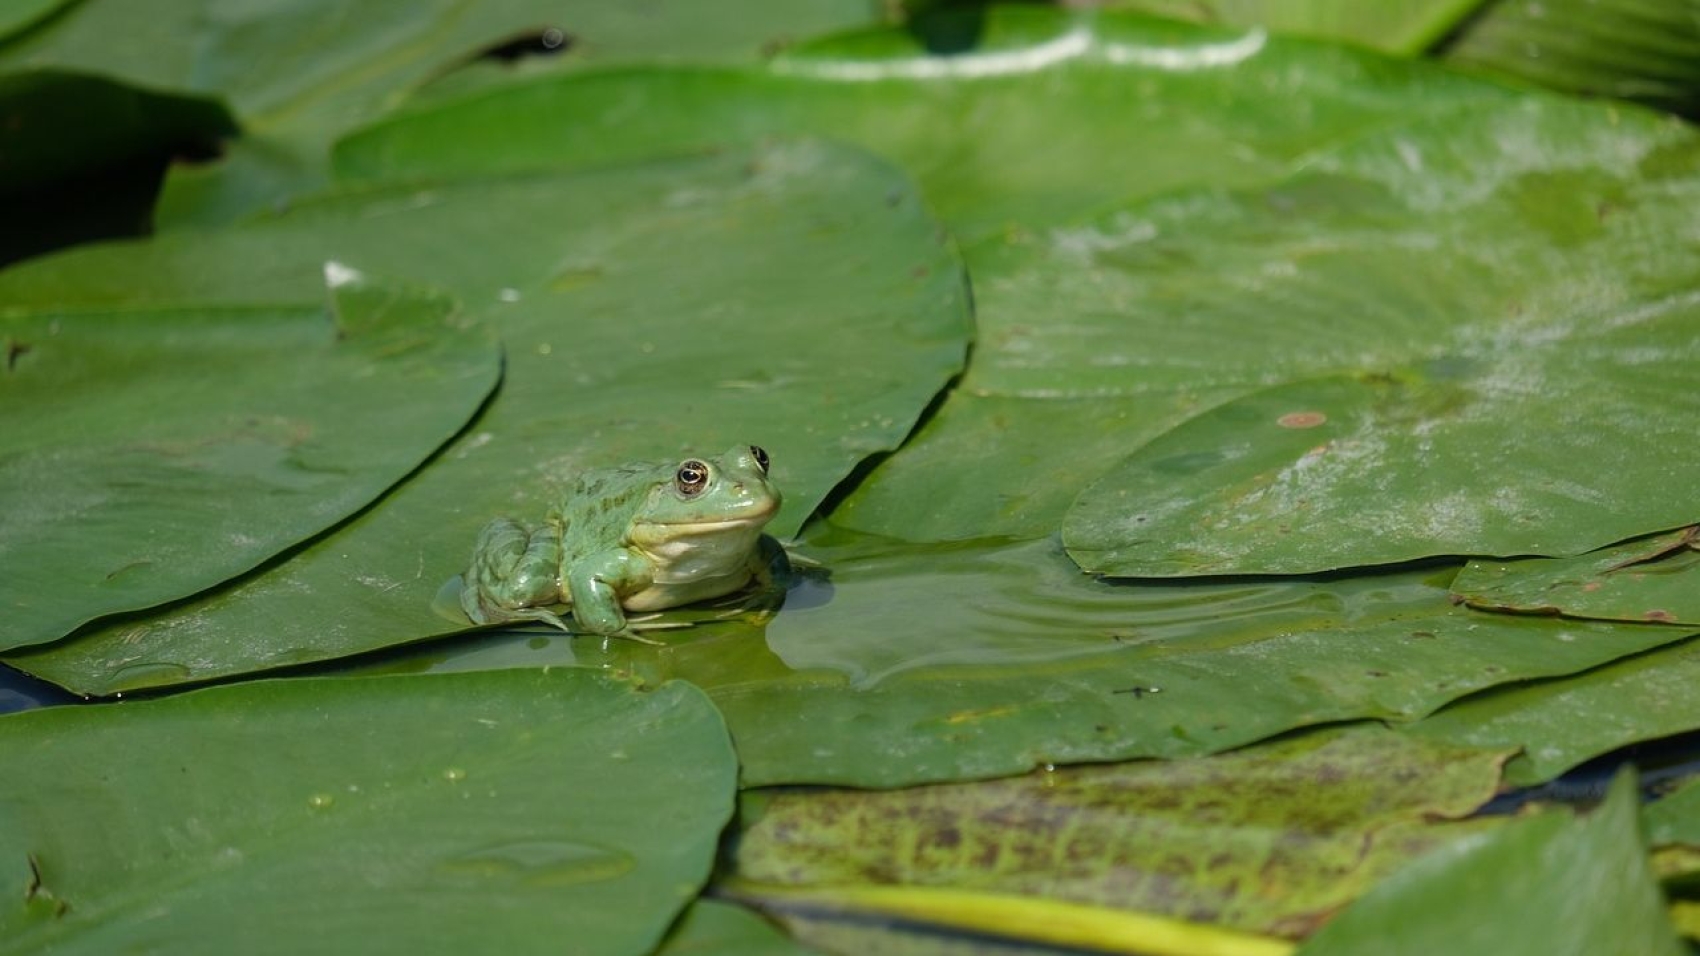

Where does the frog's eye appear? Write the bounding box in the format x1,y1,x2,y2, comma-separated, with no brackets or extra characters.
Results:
749,445,770,474
676,460,710,496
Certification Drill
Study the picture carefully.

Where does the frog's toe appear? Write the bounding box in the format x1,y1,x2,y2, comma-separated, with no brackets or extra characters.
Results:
506,607,573,632
607,627,669,646
626,613,694,632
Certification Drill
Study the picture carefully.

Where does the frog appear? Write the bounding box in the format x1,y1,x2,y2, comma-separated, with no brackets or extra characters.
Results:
459,444,782,641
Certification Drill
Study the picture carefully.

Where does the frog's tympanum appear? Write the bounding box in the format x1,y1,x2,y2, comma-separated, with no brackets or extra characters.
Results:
460,445,781,640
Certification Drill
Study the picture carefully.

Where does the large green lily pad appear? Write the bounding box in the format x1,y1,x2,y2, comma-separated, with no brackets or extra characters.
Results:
335,8,1700,552
1297,772,1682,956
0,670,737,956
1059,121,1700,574
0,140,968,695
1454,527,1700,625
0,0,882,228
344,530,1696,788
1400,635,1700,787
0,278,498,652
733,724,1508,938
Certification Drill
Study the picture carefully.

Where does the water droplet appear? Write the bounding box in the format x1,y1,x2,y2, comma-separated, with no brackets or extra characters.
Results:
443,768,467,783
308,793,335,810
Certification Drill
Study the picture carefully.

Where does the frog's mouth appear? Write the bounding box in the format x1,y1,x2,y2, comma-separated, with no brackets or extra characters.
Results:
635,500,779,535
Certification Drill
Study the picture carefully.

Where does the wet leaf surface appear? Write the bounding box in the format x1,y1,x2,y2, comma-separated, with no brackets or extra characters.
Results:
1454,527,1700,626
1296,772,1683,956
0,141,967,695
0,670,736,956
732,724,1509,938
335,8,1700,554
0,279,498,652
338,529,1693,789
1401,635,1700,787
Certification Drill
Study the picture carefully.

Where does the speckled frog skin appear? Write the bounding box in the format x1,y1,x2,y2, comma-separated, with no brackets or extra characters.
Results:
460,445,781,639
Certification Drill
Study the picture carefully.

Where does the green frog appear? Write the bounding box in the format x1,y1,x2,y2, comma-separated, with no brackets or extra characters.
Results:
459,445,782,641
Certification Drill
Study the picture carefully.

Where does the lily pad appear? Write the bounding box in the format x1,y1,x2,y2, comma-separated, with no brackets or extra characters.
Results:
1443,0,1700,117
1400,635,1700,787
1454,527,1700,625
732,724,1509,938
653,900,822,956
1647,776,1700,849
336,9,1700,550
0,277,498,652
341,531,1695,789
0,670,737,956
1103,0,1479,55
1296,771,1682,956
0,140,968,694
0,0,883,228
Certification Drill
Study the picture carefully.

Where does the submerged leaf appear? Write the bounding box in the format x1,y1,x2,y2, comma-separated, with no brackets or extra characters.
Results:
0,279,498,652
1297,771,1682,956
0,670,737,956
733,725,1508,938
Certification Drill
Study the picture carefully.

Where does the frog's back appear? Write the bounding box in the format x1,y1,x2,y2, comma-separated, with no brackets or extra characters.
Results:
549,461,666,561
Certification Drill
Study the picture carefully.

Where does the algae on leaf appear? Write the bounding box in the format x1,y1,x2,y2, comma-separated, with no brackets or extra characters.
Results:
0,277,498,653
0,670,737,956
732,724,1508,938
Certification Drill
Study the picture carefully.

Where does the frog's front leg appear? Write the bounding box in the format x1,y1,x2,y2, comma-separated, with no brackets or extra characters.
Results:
565,548,659,642
461,517,567,628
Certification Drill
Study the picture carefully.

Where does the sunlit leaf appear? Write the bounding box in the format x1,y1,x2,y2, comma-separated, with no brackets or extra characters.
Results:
732,725,1508,938
1297,771,1682,956
337,8,1700,551
1102,0,1483,55
0,277,498,653
1454,527,1700,625
1060,111,1700,574
0,670,736,956
1401,635,1700,786
1,141,968,694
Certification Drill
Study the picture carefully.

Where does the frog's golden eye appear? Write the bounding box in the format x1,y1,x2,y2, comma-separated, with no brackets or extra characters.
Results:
750,445,770,474
676,460,710,496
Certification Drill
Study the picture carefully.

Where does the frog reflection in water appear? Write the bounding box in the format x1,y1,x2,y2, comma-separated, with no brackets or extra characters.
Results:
460,445,782,642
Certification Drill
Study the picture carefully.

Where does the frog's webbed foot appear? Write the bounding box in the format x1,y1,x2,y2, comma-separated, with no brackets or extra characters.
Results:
501,606,574,632
599,616,675,646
